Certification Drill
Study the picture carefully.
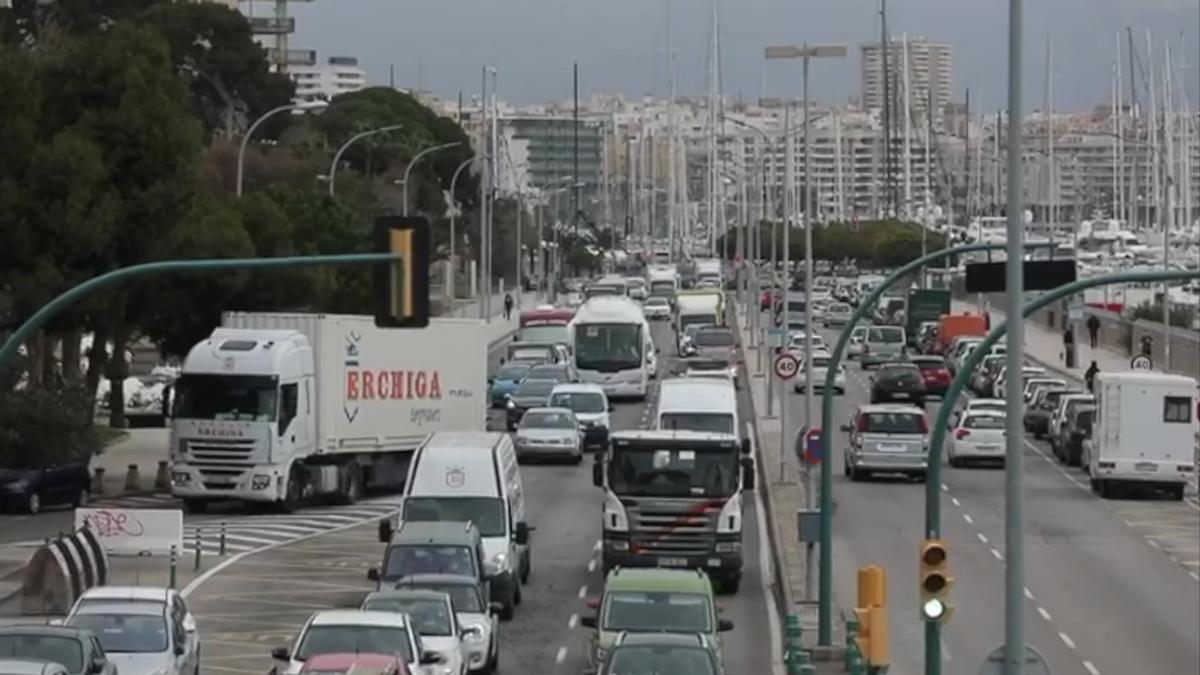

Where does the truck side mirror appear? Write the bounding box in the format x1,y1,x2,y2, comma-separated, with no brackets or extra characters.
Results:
740,438,751,455
580,615,597,628
378,519,393,543
514,522,530,545
741,457,756,491
592,459,603,487
366,567,379,582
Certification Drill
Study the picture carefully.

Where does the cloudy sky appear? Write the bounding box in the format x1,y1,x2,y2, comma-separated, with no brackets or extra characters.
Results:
275,0,1199,112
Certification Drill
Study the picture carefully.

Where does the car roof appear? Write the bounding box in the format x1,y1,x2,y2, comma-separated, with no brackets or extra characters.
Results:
522,406,577,417
310,610,412,628
365,589,453,605
604,567,714,594
550,383,606,395
392,520,480,546
614,632,708,648
78,586,171,603
390,573,480,587
71,601,165,617
858,403,925,414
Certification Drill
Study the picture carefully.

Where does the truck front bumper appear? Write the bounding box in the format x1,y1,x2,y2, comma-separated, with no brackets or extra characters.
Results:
600,533,743,579
169,462,284,502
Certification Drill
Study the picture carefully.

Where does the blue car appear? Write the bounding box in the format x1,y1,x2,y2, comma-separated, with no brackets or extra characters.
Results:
489,363,532,408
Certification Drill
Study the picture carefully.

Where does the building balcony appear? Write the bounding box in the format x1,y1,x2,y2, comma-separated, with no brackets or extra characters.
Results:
268,48,317,67
250,16,295,34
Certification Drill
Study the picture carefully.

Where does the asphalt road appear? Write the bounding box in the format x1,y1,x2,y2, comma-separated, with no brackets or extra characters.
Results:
794,317,1200,675
182,313,776,675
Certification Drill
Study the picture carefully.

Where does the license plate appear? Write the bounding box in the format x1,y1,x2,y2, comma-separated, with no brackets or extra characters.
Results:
893,393,909,399
975,444,999,452
1135,462,1157,472
658,557,689,567
877,443,906,453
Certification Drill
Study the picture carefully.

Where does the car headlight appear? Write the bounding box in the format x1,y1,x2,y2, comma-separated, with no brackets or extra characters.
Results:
491,552,511,572
506,400,516,410
462,624,488,642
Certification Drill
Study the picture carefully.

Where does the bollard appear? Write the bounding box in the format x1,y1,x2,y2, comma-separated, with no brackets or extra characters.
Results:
91,467,106,497
785,613,805,675
845,616,860,670
154,461,171,490
219,522,226,556
169,545,177,589
193,528,202,571
124,463,141,493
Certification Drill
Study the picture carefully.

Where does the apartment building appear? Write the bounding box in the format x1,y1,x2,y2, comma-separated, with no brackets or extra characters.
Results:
860,37,953,124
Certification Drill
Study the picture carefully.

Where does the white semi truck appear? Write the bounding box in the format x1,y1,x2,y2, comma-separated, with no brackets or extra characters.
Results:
168,312,487,512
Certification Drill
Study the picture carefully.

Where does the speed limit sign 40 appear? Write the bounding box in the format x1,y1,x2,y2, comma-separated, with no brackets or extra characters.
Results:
774,353,800,380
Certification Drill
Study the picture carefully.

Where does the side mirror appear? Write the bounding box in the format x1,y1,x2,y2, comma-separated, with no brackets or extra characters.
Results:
586,596,601,610
592,460,603,487
378,519,393,543
90,661,107,675
719,618,735,632
580,615,597,628
270,647,290,661
487,377,495,384
366,567,380,582
514,521,530,545
740,438,751,456
174,641,185,656
499,357,506,364
489,601,505,615
741,457,756,490
183,615,197,633
839,424,852,432
420,650,444,665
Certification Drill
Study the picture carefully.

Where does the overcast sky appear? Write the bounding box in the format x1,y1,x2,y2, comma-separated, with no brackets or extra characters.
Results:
275,0,1199,113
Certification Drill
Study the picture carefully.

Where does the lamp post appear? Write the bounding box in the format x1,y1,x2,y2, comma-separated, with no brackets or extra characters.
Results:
402,142,462,216
237,101,327,197
765,41,848,638
448,154,490,304
327,124,404,197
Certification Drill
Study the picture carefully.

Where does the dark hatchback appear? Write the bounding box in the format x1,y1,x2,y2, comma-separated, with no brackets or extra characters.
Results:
504,379,558,431
1023,389,1077,439
1056,407,1095,467
869,363,928,408
0,463,91,514
0,625,117,675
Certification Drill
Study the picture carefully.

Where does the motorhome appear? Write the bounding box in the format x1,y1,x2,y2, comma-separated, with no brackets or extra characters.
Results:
569,296,655,400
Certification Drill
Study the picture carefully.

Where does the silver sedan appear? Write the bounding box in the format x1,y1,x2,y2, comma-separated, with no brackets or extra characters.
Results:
513,407,583,464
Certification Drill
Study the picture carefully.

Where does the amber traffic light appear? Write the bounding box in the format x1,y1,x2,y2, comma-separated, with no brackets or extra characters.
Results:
919,539,954,623
373,216,430,328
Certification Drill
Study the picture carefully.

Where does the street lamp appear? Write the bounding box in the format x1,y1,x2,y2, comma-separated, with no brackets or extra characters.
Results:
765,41,847,647
237,101,328,197
402,141,463,216
327,124,405,197
448,154,490,304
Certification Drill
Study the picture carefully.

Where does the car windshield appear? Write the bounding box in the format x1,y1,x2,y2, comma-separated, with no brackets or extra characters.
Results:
693,330,734,347
405,585,483,613
659,412,734,435
517,325,569,344
549,392,606,414
514,379,556,397
646,297,669,307
680,314,718,331
362,598,452,637
0,635,84,673
608,446,738,497
172,373,277,421
603,592,712,633
521,410,576,429
1073,410,1095,427
495,365,531,381
527,367,566,381
402,496,506,537
69,610,167,654
384,545,476,580
296,625,412,662
861,412,925,434
867,327,904,343
684,325,713,339
971,402,1006,413
607,646,717,675
964,415,1006,429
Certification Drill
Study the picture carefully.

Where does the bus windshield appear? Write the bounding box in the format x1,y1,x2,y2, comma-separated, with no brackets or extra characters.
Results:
575,323,643,372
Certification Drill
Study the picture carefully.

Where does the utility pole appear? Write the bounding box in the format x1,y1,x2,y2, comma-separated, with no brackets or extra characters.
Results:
479,66,489,319
1127,27,1140,230
573,63,580,267
902,33,913,220
880,0,892,216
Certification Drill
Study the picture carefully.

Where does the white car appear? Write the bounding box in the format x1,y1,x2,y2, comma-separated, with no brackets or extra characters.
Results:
993,365,1046,399
846,325,869,359
549,383,612,451
824,303,853,327
784,331,827,355
641,296,671,320
948,398,1007,429
361,590,468,675
270,610,443,675
386,574,502,674
947,411,1008,466
66,586,201,675
794,351,846,394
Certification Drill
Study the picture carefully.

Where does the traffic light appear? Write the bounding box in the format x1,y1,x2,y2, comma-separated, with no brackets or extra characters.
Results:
373,216,430,329
919,539,954,623
853,565,889,667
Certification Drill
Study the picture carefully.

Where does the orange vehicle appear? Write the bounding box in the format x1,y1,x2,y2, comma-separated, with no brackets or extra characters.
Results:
933,313,988,354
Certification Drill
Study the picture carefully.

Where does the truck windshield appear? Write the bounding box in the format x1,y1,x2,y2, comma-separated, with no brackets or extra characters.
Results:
173,374,278,421
650,281,676,295
680,314,718,330
518,325,569,344
609,447,739,497
575,323,643,371
403,497,506,537
659,413,734,435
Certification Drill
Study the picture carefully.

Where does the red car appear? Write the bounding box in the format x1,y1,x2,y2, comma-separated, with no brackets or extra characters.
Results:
908,355,951,396
300,653,411,675
760,286,783,310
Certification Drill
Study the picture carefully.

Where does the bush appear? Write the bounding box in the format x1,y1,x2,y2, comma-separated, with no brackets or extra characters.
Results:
0,385,98,469
1129,300,1197,330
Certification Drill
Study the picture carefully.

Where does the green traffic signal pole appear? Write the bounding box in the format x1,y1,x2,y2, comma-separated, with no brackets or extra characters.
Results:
0,253,400,377
815,241,1050,646
922,268,1198,675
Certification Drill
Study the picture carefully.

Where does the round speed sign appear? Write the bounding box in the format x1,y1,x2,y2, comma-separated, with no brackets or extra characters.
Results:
774,353,800,380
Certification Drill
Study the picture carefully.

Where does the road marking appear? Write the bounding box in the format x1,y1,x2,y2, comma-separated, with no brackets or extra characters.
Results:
586,559,597,573
940,483,949,492
1059,632,1077,650
990,547,1003,560
1024,587,1034,600
555,646,568,664
1083,661,1102,675
977,533,989,545
950,497,960,507
593,539,601,552
577,584,588,599
1189,571,1200,581
962,513,973,525
1037,606,1052,621
1147,538,1161,549
568,613,578,629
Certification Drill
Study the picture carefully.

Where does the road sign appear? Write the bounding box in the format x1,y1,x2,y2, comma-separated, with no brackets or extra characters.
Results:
774,353,800,380
803,427,823,465
1130,354,1153,370
1068,303,1083,321
978,645,1050,675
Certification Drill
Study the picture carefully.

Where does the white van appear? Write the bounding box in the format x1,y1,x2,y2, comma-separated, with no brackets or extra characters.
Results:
655,378,741,440
400,432,531,616
1083,372,1197,501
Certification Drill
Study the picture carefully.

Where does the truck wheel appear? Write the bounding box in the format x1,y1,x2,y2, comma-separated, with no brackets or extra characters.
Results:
336,463,362,505
182,498,207,514
279,468,302,513
722,575,741,594
1167,485,1185,501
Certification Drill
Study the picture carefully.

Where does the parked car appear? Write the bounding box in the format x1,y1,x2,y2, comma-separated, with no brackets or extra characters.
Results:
1047,394,1095,457
1023,388,1077,439
0,626,117,675
513,407,583,463
0,461,91,515
947,411,1008,467
842,404,930,481
869,363,928,407
1056,406,1095,467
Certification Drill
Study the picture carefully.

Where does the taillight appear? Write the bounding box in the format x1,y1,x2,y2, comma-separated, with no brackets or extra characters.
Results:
856,416,870,432
919,415,930,433
955,428,970,439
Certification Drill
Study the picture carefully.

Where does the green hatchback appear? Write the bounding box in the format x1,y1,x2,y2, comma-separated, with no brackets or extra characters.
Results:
581,567,732,672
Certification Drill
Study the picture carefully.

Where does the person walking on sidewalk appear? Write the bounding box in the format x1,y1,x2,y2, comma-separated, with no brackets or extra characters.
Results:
1062,325,1076,368
1084,361,1100,393
1086,314,1101,349
503,292,514,321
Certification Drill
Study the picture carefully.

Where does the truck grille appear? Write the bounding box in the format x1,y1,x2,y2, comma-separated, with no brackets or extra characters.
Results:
624,498,721,556
183,439,258,489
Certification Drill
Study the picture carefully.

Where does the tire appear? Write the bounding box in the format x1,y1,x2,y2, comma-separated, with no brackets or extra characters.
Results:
279,467,302,513
513,581,522,606
912,472,927,483
1167,485,1185,501
335,463,362,506
723,574,741,594
72,488,90,508
1097,479,1114,499
521,551,531,585
25,492,41,515
849,465,865,482
182,498,208,514
842,456,851,477
948,455,962,468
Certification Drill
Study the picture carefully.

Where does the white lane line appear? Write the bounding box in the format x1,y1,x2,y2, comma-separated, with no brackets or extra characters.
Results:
577,584,588,599
1024,587,1034,600
1147,538,1161,549
1036,606,1052,621
977,533,989,545
1083,661,1102,675
1059,632,1077,650
940,483,949,492
555,646,568,664
1189,571,1199,582
568,613,579,629
990,547,1003,560
586,559,597,573
593,540,601,552
950,497,961,507
962,513,973,525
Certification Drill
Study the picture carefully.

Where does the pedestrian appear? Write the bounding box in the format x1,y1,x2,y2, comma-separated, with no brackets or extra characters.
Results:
1086,314,1101,348
503,292,514,321
1062,325,1075,366
1084,360,1099,393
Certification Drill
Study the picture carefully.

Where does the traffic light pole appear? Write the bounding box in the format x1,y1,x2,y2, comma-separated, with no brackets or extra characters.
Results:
924,268,1198,675
0,253,401,377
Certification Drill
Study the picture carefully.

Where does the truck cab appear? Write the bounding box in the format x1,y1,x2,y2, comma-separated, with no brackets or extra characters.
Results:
592,430,753,593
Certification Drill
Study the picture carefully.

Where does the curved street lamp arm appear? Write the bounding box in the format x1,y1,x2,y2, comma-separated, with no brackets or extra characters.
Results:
237,103,307,196
328,124,405,196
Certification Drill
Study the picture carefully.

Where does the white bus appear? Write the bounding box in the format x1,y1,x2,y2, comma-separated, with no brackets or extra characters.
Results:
569,296,654,400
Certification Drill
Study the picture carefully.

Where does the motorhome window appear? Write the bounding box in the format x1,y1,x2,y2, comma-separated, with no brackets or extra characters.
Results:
549,392,606,414
403,497,506,537
1163,396,1192,423
172,374,278,421
693,330,734,347
517,325,569,344
659,412,734,435
868,327,904,343
680,314,718,330
218,340,258,351
278,383,298,436
608,446,738,497
575,323,643,371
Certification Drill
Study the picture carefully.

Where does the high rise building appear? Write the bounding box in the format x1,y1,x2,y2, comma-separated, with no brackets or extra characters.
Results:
860,37,952,122
290,56,367,103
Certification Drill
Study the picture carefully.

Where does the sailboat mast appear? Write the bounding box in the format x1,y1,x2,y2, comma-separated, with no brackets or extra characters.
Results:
902,33,912,220
880,0,892,216
1046,39,1056,233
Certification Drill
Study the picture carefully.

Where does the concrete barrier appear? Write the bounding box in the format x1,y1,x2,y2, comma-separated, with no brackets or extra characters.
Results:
20,527,109,615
